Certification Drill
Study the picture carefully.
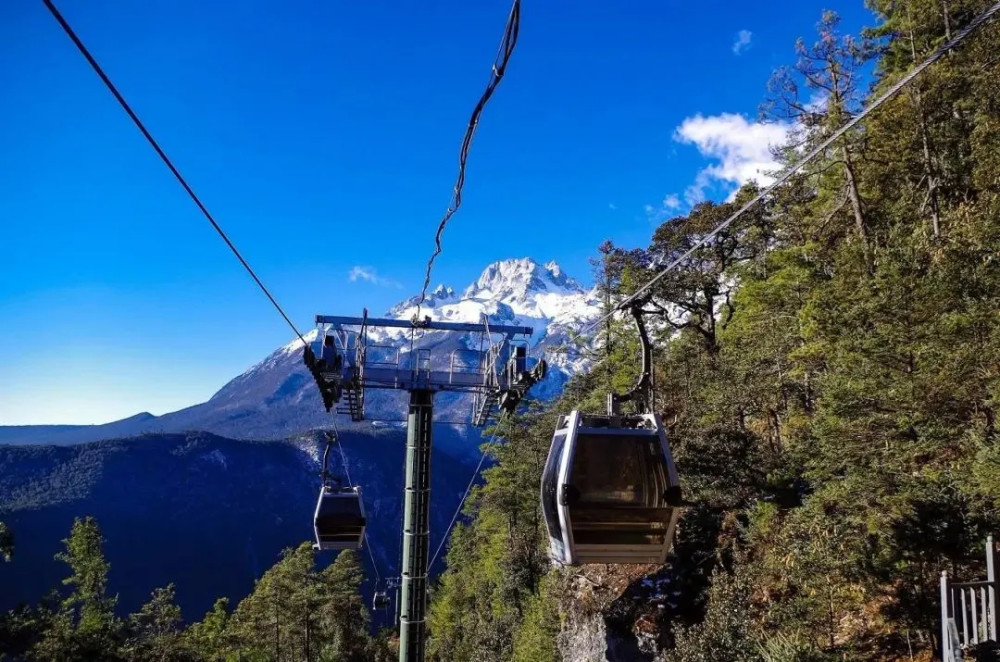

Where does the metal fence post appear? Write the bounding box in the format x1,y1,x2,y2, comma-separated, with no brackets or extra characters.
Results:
942,571,952,662
988,535,998,641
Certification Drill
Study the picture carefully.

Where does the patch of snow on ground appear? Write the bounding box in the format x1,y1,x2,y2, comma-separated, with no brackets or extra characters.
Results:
202,449,228,469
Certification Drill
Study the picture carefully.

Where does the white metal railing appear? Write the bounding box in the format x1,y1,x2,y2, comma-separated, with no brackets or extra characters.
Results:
449,349,485,384
941,535,1000,661
415,348,431,378
365,344,401,367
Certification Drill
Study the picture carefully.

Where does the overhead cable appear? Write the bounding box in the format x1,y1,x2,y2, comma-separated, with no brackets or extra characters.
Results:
414,0,521,319
330,419,382,583
42,0,306,345
581,0,1000,336
427,413,507,573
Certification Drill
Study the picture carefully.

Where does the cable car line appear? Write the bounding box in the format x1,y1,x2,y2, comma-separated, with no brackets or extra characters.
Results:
45,0,996,621
413,0,522,320
41,0,307,346
578,0,1000,339
362,418,480,427
328,419,382,583
427,413,508,573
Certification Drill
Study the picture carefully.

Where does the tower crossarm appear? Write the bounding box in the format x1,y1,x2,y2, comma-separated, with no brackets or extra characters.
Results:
306,313,538,411
315,315,532,338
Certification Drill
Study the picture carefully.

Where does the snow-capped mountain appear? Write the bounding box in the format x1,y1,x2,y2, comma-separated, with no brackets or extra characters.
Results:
0,259,601,452
380,257,599,376
294,256,601,413
199,257,602,448
0,259,604,625
390,258,588,320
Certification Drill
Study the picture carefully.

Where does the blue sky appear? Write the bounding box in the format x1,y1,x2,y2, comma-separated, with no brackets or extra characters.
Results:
0,0,874,425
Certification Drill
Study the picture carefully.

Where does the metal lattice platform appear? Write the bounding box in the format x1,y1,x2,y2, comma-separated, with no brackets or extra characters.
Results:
303,313,545,425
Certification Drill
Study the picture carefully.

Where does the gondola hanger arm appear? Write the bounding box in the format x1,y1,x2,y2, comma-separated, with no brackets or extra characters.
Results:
608,298,654,416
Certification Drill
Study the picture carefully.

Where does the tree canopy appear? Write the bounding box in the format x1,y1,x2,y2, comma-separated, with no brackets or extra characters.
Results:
428,1,1000,659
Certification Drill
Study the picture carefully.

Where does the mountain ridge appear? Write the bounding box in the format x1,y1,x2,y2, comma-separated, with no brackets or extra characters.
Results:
0,428,476,620
0,257,600,447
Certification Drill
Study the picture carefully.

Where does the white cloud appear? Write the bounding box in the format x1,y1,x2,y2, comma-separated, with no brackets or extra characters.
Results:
661,194,681,211
674,113,792,204
644,193,684,223
608,203,617,210
732,29,753,55
348,266,400,288
806,92,828,113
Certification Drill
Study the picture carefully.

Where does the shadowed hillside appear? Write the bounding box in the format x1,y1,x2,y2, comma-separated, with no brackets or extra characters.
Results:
0,429,477,621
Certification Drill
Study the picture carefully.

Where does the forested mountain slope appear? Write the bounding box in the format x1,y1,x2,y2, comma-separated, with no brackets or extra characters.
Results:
0,429,474,622
427,3,1000,660
0,516,394,661
3,1,999,660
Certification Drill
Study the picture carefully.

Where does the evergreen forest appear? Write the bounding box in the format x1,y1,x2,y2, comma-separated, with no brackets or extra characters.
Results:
0,517,393,661
427,1,1000,659
3,0,1000,659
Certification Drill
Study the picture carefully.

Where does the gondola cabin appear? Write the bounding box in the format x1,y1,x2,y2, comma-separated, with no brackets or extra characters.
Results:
313,485,367,551
541,410,681,565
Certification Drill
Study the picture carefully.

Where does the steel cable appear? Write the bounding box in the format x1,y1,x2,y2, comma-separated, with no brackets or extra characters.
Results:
414,0,521,319
42,0,307,345
427,412,508,573
580,0,1000,337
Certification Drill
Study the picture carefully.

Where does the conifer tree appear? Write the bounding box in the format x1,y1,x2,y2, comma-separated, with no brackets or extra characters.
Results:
123,584,189,662
34,516,123,661
183,598,230,661
317,548,371,662
0,521,12,563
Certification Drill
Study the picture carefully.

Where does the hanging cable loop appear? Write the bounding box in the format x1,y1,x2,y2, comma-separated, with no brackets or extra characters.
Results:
414,0,522,320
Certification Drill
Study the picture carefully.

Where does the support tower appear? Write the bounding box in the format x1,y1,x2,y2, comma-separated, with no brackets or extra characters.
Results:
304,312,546,662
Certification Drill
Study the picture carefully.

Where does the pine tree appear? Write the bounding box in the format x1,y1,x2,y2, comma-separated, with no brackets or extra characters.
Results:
224,543,380,662
764,11,876,272
0,521,12,563
34,516,123,661
183,597,230,661
123,584,189,662
316,549,371,662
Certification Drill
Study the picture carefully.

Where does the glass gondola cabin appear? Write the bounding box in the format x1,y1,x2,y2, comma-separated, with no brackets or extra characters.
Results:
541,411,681,565
313,485,367,551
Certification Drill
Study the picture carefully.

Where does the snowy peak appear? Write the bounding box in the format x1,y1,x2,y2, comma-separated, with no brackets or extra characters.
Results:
385,283,458,317
128,257,602,441
463,258,586,304
377,257,600,380
544,261,568,282
432,284,456,299
386,258,594,325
